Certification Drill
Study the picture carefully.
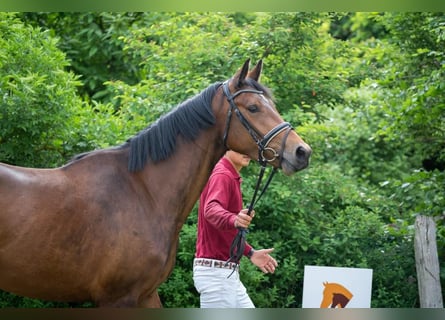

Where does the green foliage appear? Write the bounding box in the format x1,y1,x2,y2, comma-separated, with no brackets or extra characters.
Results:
320,86,416,184
20,12,147,102
105,12,348,124
374,13,445,165
252,164,417,307
0,13,83,167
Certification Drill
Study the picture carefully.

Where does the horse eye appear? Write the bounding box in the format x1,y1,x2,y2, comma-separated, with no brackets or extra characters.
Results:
247,105,259,113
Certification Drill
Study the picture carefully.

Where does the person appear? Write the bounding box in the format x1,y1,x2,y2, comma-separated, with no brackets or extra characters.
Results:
193,150,278,308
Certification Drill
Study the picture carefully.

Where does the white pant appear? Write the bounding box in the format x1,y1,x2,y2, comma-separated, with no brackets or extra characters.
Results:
193,260,255,308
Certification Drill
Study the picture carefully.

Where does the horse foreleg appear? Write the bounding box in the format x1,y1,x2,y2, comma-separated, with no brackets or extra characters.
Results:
138,290,162,308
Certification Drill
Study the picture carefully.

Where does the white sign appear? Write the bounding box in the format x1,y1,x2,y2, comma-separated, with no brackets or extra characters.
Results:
302,265,373,308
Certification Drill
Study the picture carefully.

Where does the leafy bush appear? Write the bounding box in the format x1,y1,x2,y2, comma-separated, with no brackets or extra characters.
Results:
0,13,84,167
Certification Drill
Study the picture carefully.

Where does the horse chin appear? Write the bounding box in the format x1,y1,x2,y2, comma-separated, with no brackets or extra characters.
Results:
281,158,309,176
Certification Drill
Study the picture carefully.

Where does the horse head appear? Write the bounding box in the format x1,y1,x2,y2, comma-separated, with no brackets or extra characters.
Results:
320,281,353,308
220,59,311,175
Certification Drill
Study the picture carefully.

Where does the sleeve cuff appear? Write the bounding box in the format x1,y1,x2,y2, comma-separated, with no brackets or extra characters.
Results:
243,243,253,257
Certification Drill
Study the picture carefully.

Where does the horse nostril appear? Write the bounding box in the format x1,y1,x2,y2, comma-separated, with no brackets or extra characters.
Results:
296,146,307,157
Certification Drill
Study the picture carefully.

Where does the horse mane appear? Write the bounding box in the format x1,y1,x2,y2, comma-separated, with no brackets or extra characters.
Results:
125,82,221,172
68,78,270,171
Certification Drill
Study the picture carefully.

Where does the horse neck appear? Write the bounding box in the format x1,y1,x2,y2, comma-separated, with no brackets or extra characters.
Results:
134,88,228,233
137,128,226,224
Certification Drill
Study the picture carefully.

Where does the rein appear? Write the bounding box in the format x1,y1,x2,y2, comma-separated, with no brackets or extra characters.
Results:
221,81,293,273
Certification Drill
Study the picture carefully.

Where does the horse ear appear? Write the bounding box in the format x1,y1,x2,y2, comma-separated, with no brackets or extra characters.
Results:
248,59,263,82
235,58,250,88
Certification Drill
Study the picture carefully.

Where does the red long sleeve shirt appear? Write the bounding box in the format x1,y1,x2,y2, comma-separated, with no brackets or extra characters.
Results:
195,157,252,261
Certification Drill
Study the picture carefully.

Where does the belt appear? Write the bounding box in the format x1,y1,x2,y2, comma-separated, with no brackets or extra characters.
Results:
194,258,239,271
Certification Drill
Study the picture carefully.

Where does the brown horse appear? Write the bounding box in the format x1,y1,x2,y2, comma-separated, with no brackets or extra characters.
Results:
0,59,311,307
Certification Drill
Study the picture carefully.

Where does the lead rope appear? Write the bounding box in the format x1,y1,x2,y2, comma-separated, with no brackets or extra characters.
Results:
225,163,277,278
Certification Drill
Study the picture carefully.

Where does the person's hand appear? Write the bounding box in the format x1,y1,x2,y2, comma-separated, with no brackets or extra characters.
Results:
234,208,255,229
250,248,278,274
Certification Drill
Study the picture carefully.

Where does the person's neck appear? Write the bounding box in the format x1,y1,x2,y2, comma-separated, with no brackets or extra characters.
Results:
225,156,242,173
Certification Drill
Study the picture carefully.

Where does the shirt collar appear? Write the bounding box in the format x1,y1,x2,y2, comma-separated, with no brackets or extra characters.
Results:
220,157,241,181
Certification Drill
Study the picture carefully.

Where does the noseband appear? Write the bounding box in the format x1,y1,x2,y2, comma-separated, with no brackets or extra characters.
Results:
222,81,292,167
221,81,293,269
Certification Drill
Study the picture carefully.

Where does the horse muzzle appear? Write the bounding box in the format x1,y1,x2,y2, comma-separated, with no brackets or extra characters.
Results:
281,143,312,175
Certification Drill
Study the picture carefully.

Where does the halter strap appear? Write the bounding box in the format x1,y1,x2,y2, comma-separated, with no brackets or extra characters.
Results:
222,81,292,165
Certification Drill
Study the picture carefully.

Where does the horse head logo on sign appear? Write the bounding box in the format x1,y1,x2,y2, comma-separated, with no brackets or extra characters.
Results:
320,282,353,308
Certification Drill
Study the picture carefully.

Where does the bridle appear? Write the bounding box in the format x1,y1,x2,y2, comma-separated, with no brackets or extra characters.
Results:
221,81,293,269
222,81,292,167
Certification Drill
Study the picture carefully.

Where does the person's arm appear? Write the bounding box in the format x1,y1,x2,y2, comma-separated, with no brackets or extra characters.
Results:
203,173,238,230
203,172,255,256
